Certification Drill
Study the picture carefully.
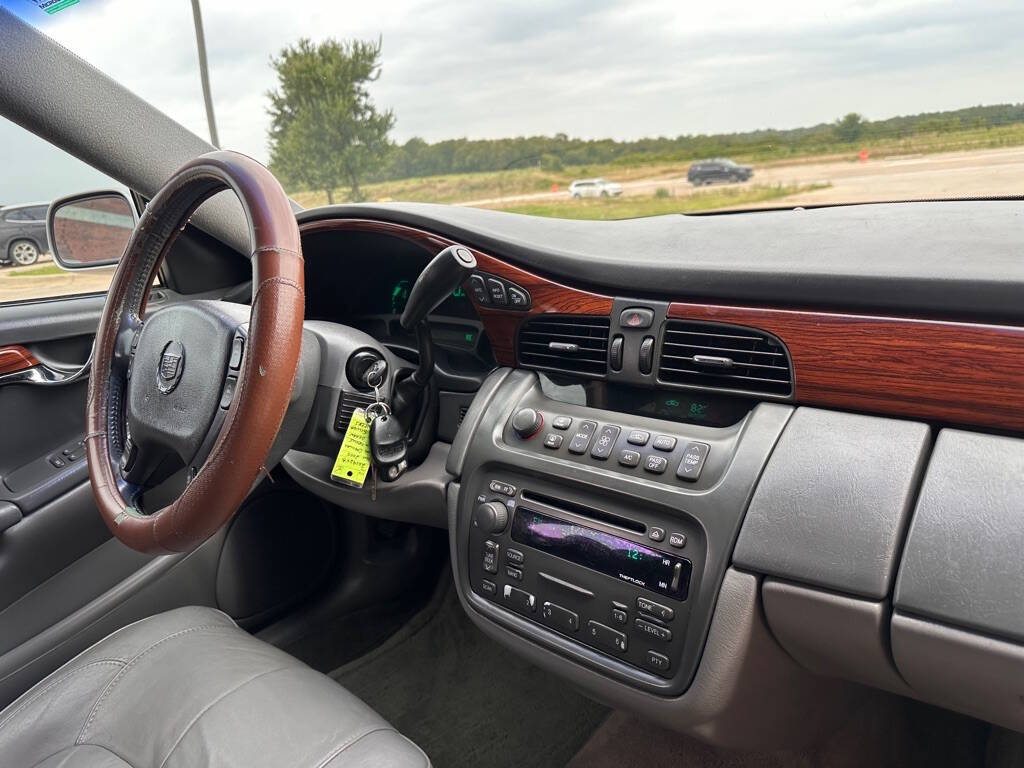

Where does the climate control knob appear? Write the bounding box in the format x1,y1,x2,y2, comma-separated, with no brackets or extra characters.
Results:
511,407,543,439
473,501,509,534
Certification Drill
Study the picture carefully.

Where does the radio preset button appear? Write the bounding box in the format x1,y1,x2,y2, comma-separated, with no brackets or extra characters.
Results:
647,526,665,542
644,455,668,474
481,579,497,596
652,435,677,451
506,548,525,565
567,420,598,454
637,596,675,622
503,584,537,612
668,532,687,548
618,449,641,467
645,650,671,673
587,620,628,653
552,416,573,430
627,430,650,446
635,617,673,642
611,608,628,626
590,425,621,459
677,441,710,482
542,602,580,633
488,480,516,496
505,565,523,582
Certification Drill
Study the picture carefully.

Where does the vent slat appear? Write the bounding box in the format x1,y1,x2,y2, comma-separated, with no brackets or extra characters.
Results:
518,315,610,376
658,320,792,396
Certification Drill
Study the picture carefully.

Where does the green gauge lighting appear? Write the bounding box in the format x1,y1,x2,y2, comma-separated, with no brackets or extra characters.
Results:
391,279,411,315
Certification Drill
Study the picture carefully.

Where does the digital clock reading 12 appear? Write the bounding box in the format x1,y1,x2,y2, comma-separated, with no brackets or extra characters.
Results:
511,508,691,601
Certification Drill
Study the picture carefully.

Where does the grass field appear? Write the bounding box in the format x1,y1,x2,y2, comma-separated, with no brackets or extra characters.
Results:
286,122,1024,209
495,183,828,220
8,264,63,277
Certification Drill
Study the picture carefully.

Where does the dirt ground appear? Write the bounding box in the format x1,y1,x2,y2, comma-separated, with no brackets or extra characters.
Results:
465,145,1024,207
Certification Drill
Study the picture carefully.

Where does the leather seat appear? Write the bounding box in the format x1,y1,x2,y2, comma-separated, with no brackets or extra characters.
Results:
0,606,429,767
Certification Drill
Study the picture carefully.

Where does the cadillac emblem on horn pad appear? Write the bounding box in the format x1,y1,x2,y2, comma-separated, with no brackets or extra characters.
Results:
157,340,185,394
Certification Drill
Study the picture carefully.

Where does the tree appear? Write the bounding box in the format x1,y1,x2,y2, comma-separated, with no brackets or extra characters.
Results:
833,112,865,143
267,38,394,203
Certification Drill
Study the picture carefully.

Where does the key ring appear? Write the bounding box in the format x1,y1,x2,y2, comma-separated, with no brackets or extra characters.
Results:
364,401,391,422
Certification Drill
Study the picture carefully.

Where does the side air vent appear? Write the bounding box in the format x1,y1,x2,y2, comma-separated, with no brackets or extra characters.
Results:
517,316,611,377
658,320,792,397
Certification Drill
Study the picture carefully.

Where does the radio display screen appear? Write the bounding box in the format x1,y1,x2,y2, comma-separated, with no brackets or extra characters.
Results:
511,508,691,601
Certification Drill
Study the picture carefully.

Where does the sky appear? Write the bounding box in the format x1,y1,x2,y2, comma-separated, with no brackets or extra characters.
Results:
2,0,1024,202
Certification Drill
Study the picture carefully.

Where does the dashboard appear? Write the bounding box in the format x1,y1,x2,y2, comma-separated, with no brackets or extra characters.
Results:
287,205,1024,748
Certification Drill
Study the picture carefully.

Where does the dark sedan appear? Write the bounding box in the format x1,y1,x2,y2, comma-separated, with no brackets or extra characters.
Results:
687,158,753,185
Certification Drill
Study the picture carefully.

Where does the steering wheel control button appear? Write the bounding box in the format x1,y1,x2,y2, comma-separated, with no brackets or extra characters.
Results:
618,449,641,467
506,566,524,582
475,502,509,535
638,335,656,374
644,455,668,474
652,435,677,451
543,433,563,449
228,337,244,371
506,548,525,565
482,540,500,574
647,526,666,542
567,420,598,454
219,376,238,409
481,579,497,597
468,275,490,304
637,597,674,622
488,480,516,496
644,650,671,673
587,620,628,653
504,585,537,612
590,425,621,459
668,532,687,549
552,416,572,430
635,618,673,642
511,408,544,439
627,430,650,446
677,441,710,481
620,307,654,330
542,602,580,633
486,277,507,305
609,334,624,371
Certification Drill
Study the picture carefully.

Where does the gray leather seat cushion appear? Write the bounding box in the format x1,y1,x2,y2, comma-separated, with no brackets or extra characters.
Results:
0,606,429,767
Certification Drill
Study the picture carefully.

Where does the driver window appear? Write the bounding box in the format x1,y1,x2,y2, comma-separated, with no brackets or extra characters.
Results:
0,117,128,304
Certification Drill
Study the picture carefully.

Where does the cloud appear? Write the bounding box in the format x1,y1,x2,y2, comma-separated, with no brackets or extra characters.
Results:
5,0,1024,168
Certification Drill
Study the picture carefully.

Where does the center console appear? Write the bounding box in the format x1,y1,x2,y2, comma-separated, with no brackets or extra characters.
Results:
449,369,793,696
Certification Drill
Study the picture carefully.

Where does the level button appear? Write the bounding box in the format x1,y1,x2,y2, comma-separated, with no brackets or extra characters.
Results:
635,617,673,642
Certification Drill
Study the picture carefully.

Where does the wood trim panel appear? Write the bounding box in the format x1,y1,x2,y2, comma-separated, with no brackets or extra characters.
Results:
0,345,39,376
669,302,1024,431
299,218,612,365
299,216,1024,431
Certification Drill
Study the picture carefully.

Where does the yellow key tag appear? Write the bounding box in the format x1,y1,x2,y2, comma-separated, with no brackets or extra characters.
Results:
331,408,372,488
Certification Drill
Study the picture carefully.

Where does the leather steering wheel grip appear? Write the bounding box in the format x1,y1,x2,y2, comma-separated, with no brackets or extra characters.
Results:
85,150,304,554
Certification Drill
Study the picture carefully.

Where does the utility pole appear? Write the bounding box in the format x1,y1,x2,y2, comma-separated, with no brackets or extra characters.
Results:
190,0,219,147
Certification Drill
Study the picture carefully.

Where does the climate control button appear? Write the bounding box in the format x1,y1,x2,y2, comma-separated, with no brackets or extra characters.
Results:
511,408,544,439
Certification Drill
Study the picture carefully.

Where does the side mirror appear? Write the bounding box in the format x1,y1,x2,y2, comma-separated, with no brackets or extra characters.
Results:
47,191,136,270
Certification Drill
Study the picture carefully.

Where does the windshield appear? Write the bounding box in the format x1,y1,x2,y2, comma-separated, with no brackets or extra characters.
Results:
5,0,1023,221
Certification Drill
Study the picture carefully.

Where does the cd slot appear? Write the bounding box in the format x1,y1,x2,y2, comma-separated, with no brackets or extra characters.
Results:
519,489,645,534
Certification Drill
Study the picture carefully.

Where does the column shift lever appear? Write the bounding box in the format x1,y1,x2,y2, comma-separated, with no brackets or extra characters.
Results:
391,245,477,428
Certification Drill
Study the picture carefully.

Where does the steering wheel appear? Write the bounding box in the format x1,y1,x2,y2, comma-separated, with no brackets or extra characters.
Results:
85,151,304,554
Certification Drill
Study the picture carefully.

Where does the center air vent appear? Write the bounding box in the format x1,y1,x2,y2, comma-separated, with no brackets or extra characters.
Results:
518,316,610,376
658,320,792,397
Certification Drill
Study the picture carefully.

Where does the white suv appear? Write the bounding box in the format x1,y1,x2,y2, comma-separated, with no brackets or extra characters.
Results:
568,178,623,199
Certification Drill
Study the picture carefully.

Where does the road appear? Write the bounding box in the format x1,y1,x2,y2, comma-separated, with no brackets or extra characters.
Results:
462,145,1024,208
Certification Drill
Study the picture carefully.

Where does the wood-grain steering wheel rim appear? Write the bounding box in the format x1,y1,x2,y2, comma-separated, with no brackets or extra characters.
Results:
86,151,304,554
